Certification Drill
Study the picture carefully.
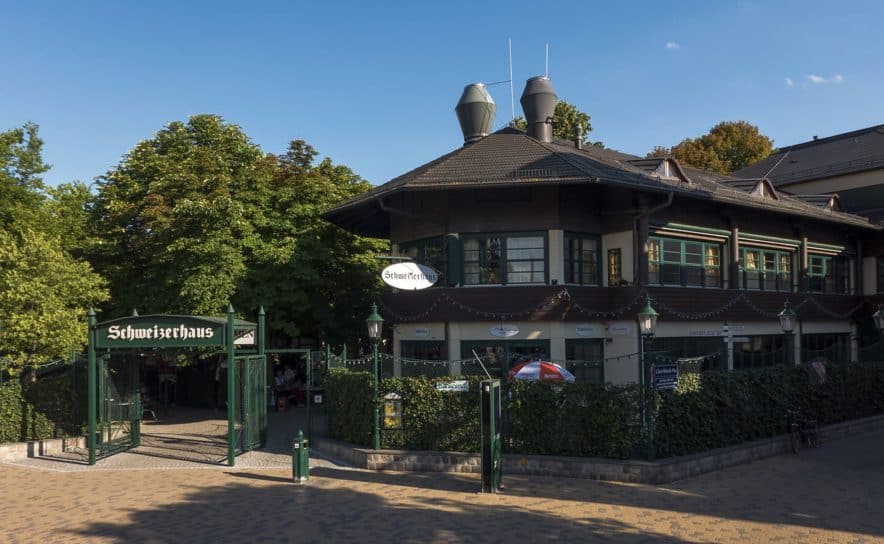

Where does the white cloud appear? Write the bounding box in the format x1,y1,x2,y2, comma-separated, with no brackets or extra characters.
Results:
807,73,844,84
665,41,680,49
785,77,794,87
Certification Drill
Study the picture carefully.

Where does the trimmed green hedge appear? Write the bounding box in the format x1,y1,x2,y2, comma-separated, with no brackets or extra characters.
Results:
0,373,84,443
324,362,884,459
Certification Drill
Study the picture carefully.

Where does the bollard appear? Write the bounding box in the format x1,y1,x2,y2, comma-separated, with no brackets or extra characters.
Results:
292,430,309,483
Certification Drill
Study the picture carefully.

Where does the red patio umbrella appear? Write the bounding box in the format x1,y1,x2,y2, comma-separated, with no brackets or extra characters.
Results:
507,360,576,382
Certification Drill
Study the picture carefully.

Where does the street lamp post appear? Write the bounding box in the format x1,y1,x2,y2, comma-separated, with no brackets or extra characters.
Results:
366,303,384,450
778,301,797,366
637,294,659,461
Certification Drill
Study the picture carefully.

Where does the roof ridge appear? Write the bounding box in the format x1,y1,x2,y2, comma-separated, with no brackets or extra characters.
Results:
778,123,884,152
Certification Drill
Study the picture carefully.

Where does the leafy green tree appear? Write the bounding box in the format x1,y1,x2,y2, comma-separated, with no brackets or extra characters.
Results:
514,100,603,147
0,229,108,371
648,121,773,174
239,140,387,345
90,114,272,316
0,124,108,374
91,116,385,345
0,123,50,233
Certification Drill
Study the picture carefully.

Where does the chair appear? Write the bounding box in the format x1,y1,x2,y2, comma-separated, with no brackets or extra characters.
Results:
141,392,158,421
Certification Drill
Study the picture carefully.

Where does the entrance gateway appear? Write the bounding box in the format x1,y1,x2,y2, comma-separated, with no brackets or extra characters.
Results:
86,305,266,466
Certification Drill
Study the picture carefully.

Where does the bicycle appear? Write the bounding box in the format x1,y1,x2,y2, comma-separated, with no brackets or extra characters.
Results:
787,409,820,453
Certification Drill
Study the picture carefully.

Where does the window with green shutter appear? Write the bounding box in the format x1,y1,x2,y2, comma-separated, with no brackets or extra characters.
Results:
648,237,721,288
740,248,792,291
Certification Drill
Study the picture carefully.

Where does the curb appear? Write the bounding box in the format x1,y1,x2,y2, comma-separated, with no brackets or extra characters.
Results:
312,413,884,484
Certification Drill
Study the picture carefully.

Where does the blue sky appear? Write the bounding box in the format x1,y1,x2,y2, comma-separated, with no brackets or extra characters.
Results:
3,0,882,187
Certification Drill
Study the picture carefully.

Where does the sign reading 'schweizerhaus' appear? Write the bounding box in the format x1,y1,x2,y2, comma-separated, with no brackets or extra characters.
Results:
381,263,439,290
94,315,250,348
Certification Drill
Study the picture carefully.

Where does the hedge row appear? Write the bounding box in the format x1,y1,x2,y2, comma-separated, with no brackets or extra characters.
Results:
0,372,85,443
325,362,884,460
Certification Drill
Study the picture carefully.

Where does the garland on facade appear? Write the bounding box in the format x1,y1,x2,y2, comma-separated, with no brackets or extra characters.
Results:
379,287,872,323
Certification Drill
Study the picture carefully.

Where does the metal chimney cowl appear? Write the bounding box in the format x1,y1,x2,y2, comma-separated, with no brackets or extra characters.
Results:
520,76,557,143
455,83,496,145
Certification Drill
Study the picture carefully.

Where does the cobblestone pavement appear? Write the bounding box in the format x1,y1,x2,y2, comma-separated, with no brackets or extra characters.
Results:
1,410,883,543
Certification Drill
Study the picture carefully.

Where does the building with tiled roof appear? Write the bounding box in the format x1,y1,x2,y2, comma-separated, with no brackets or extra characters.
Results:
324,78,884,382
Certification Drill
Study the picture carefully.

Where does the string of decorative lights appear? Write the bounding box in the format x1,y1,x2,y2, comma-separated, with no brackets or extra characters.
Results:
381,287,869,323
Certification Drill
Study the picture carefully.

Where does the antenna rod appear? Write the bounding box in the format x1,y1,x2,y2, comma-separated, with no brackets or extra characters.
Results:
545,43,549,77
508,38,515,123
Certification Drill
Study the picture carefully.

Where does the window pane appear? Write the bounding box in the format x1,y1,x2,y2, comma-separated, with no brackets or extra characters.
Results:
705,246,720,266
704,267,720,287
661,263,681,285
684,242,702,265
648,262,660,284
648,240,661,261
684,266,702,286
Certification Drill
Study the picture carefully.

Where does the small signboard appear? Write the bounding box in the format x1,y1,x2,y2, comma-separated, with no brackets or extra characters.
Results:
413,327,430,338
609,324,631,336
575,324,595,337
381,263,439,290
490,324,519,338
651,363,679,391
436,380,470,392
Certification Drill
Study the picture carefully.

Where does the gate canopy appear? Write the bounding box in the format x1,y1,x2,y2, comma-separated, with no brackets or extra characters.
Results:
94,314,257,349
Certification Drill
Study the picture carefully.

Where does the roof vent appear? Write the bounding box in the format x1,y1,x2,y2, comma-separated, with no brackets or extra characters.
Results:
455,83,496,145
520,76,557,143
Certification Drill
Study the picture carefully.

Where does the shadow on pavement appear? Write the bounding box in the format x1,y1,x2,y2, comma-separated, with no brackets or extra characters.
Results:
66,474,696,543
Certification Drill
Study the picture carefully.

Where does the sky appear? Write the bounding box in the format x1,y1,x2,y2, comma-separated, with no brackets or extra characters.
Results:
3,0,883,188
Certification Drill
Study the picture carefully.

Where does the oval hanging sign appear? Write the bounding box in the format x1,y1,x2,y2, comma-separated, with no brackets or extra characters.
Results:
381,263,439,290
490,324,519,337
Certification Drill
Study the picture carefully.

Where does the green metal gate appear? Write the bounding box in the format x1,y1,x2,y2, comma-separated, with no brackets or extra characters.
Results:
97,353,141,458
235,355,267,452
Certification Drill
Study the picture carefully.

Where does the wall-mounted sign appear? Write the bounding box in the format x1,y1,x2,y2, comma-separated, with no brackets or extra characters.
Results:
490,324,519,337
234,330,255,345
436,380,470,392
413,327,430,338
652,363,679,391
575,324,595,337
381,263,439,290
609,324,631,336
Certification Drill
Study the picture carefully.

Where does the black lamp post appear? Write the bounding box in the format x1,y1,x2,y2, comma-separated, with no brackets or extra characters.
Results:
366,303,384,450
778,301,797,366
637,294,659,460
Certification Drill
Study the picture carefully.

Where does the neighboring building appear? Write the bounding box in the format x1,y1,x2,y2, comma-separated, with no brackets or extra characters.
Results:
323,78,883,383
735,125,884,297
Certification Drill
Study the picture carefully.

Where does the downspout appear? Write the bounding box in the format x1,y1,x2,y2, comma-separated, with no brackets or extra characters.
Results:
632,191,675,286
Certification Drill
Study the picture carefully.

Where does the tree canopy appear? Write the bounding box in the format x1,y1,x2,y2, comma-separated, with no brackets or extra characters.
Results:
89,115,385,344
647,121,773,174
0,124,108,373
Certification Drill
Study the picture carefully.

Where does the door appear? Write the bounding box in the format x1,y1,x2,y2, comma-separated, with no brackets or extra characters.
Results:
97,353,141,458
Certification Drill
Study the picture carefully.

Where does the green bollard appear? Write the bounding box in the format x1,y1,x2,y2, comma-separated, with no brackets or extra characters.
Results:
292,430,309,483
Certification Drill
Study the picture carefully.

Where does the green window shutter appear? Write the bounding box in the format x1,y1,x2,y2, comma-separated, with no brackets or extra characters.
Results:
446,234,463,286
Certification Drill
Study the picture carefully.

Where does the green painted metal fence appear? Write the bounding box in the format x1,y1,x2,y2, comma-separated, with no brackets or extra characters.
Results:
234,354,266,453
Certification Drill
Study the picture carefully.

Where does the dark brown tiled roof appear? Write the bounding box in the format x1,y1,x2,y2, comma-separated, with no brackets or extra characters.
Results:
734,124,884,186
788,194,838,209
323,127,877,235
